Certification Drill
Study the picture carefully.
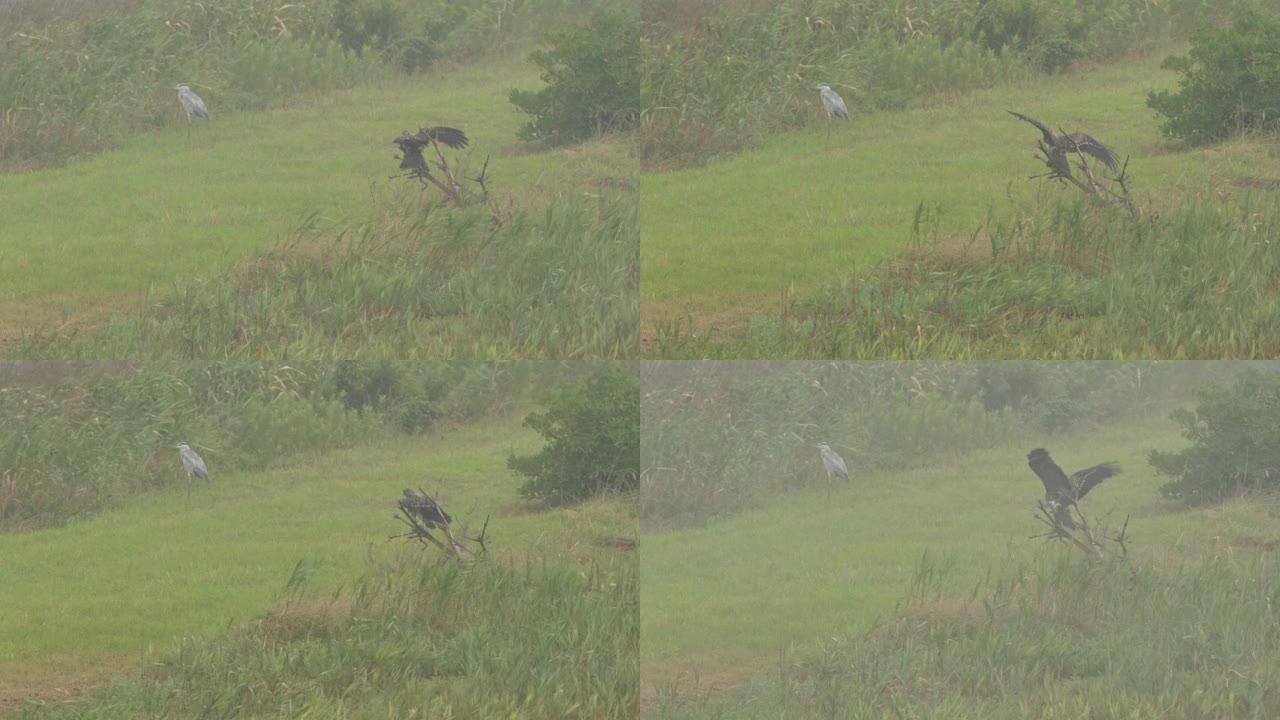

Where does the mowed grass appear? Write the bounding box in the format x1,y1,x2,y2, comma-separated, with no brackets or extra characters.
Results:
0,52,635,337
0,411,635,703
640,414,1280,698
640,51,1280,337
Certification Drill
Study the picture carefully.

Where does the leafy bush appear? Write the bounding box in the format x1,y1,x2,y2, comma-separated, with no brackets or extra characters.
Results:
509,11,640,144
1151,369,1280,503
508,365,639,504
1147,9,1280,145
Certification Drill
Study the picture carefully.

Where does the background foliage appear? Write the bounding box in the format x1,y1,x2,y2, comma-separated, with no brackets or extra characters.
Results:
1151,368,1280,503
641,0,1270,168
509,364,640,504
1147,9,1280,145
509,10,640,144
0,0,633,169
0,361,588,530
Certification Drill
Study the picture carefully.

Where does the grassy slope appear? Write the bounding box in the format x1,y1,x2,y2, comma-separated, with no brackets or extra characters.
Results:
0,53,634,337
640,52,1280,335
0,411,634,701
640,413,1280,696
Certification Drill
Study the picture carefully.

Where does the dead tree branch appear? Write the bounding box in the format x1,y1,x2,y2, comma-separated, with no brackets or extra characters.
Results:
391,127,490,206
390,488,489,561
1032,501,1130,559
1020,127,1135,215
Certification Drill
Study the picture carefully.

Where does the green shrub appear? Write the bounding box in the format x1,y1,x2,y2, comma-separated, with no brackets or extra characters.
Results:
1147,9,1280,145
1150,368,1280,504
509,11,640,144
508,365,639,504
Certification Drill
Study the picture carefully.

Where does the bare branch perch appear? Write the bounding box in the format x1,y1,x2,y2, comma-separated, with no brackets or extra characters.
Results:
390,127,491,206
390,488,489,560
1032,501,1129,559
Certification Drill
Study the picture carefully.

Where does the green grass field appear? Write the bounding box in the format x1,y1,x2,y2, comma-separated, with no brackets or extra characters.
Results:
640,52,1280,344
0,410,635,710
640,413,1280,711
0,53,635,343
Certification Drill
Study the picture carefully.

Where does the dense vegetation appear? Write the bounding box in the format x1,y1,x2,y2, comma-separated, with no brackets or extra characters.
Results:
651,194,1280,359
1152,368,1280,503
641,0,1266,168
0,0,631,170
510,10,641,144
0,361,589,531
640,362,1237,530
16,195,638,360
654,552,1280,719
510,364,640,504
16,554,637,719
1148,8,1280,145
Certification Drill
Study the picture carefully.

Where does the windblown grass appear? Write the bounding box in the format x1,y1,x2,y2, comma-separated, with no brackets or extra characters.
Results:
652,550,1280,719
16,194,638,359
14,554,638,720
650,192,1280,359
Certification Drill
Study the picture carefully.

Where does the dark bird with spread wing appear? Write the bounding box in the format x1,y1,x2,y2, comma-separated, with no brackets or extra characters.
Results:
1008,111,1119,172
1027,448,1121,529
399,488,453,530
393,126,469,175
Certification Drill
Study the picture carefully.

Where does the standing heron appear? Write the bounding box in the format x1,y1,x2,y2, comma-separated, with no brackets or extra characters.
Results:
816,443,849,497
175,84,208,123
1026,448,1120,529
175,442,208,501
816,83,848,143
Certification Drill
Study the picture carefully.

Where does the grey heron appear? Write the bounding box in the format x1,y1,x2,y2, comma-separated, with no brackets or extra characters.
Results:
1027,448,1120,529
816,83,848,142
175,85,209,121
816,443,849,496
1008,111,1118,172
175,442,208,500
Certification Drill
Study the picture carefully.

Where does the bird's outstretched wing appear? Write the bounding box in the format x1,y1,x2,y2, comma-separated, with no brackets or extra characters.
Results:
394,126,466,151
1069,462,1121,499
1008,110,1054,144
1064,133,1119,171
1027,448,1072,501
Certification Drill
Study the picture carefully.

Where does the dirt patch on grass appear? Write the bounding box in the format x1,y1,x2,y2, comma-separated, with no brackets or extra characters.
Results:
640,657,772,714
0,292,136,351
0,658,133,718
